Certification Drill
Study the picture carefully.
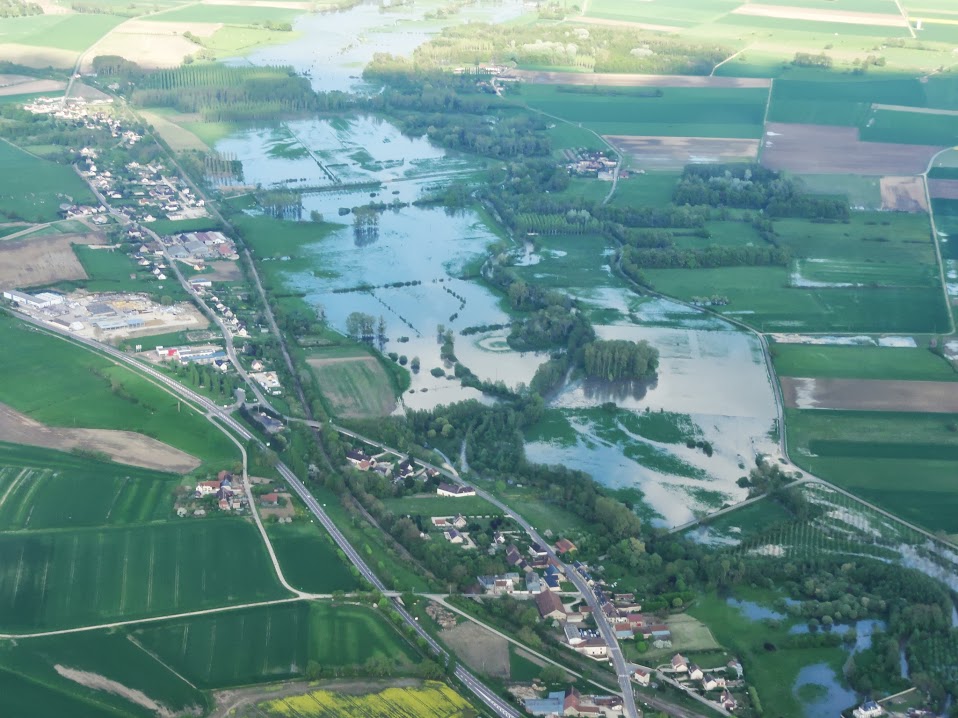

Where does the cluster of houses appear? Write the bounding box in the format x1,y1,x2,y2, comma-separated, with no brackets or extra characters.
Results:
563,149,617,179
193,471,246,512
599,599,673,647
187,287,248,340
668,654,742,711
25,96,138,145
346,449,429,483
164,231,237,266
524,687,623,717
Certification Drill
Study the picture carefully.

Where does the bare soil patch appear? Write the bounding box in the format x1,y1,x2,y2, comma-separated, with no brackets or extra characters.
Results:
441,620,510,678
0,232,104,290
605,135,759,170
732,3,907,27
872,103,958,117
929,179,958,200
55,665,174,717
0,44,76,69
0,78,65,96
880,176,928,212
762,123,944,175
0,402,201,473
193,261,242,282
781,377,958,413
507,68,770,88
82,23,219,71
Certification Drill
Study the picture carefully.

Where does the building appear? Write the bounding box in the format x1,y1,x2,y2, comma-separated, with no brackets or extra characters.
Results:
260,493,279,507
346,449,373,469
437,482,475,497
614,626,634,640
3,289,61,309
688,664,704,681
702,674,719,691
555,538,577,554
854,701,884,718
525,691,565,716
720,690,738,711
395,459,417,479
478,574,517,595
444,529,464,545
195,480,221,497
250,371,282,394
572,638,608,659
564,624,584,646
634,669,651,686
670,654,689,673
535,589,566,621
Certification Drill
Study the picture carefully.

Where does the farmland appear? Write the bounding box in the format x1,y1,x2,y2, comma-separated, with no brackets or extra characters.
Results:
265,518,361,594
253,680,474,718
382,494,503,518
772,343,958,382
307,347,398,419
0,232,105,291
0,521,288,631
134,602,419,688
782,377,958,412
0,141,95,223
0,13,124,52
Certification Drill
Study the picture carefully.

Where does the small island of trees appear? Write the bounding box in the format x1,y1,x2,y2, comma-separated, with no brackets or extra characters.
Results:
582,339,658,382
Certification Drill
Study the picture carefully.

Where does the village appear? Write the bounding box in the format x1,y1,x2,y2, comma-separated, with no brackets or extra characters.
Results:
177,469,293,521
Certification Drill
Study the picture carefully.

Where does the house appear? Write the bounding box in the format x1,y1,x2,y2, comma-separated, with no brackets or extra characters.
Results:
505,545,522,566
478,574,518,595
601,602,626,624
634,669,651,686
528,542,548,558
218,498,229,511
524,691,565,716
555,538,577,554
670,654,689,673
260,493,279,507
545,574,561,590
195,480,221,497
526,573,543,594
346,449,374,471
626,613,651,630
492,531,506,544
564,624,584,646
614,626,634,640
451,514,468,529
395,459,417,479
535,589,566,621
720,689,737,711
688,664,704,681
854,701,884,718
437,482,475,497
727,659,744,678
572,638,607,659
444,529,464,545
701,674,719,691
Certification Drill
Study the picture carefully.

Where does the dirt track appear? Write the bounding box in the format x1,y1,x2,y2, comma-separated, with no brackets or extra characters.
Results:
0,402,201,473
781,377,958,413
441,620,510,678
0,233,103,290
605,135,759,170
762,123,944,175
506,69,771,89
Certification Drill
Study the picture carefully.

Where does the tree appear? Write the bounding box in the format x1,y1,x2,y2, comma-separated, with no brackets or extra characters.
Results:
539,664,567,684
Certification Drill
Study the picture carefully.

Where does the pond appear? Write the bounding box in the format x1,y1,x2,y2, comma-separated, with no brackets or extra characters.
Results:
789,618,887,654
792,663,858,718
726,598,786,622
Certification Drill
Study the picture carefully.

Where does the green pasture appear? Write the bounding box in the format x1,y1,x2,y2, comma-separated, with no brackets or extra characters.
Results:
860,107,958,146
772,343,958,382
755,0,900,10
584,0,740,27
710,13,912,38
786,409,958,532
135,601,418,688
547,123,607,152
0,665,122,718
610,172,679,208
516,85,768,139
382,494,502,518
796,174,881,209
0,450,181,530
0,521,288,631
514,233,617,291
71,246,188,300
932,198,958,260
146,4,301,24
0,630,207,717
0,141,95,223
0,317,237,467
0,13,123,52
308,346,398,419
768,77,925,126
265,518,360,594
147,217,221,236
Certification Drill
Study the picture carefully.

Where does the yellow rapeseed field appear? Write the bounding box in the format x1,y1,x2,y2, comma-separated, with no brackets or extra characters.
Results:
262,681,473,717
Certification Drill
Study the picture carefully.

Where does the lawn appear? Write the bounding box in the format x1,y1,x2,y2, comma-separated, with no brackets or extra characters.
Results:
382,494,502,518
786,409,958,532
0,141,95,223
516,85,769,138
265,518,361,594
134,601,419,688
0,316,237,467
0,520,289,631
772,344,958,382
0,446,182,530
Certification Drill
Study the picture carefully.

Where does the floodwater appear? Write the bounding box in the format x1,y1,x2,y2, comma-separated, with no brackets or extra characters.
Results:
792,663,858,718
726,598,785,622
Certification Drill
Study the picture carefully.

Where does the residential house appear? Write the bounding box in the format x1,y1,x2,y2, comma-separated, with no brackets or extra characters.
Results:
478,574,518,596
670,654,689,673
395,459,417,479
526,573,543,594
634,669,651,686
545,574,561,591
259,493,279,507
720,689,737,711
854,701,884,718
601,602,626,624
345,449,372,468
702,674,719,691
444,529,464,545
451,514,468,529
505,545,522,566
626,614,652,631
555,538,577,554
492,531,506,545
528,542,548,558
614,626,634,640
535,589,566,621
727,659,744,679
650,625,672,642
437,482,475,497
688,664,704,681
572,638,607,659
195,480,221,497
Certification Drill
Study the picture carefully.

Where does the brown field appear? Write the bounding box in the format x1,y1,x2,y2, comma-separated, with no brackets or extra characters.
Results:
880,176,928,212
0,402,200,473
782,377,958,413
0,44,76,69
507,69,771,89
732,3,907,27
0,78,65,96
0,233,104,290
79,21,221,71
140,110,209,152
929,179,958,199
762,123,944,175
441,620,510,679
605,135,760,170
575,15,681,33
193,261,243,282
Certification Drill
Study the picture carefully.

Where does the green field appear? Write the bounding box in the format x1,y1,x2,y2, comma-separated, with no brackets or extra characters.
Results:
768,77,925,126
584,0,739,27
0,446,181,530
0,141,95,223
0,317,236,467
0,630,207,718
147,217,222,236
786,409,958,532
146,3,301,24
382,494,502,518
266,518,361,594
797,174,882,209
860,107,958,146
308,346,398,419
71,246,187,299
0,13,124,51
134,601,419,688
517,84,768,138
772,343,958,381
0,520,288,630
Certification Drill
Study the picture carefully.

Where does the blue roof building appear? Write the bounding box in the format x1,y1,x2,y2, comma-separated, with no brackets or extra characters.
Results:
525,691,564,716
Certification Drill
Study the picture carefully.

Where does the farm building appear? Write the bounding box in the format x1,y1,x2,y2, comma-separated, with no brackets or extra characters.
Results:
437,482,475,497
535,589,566,621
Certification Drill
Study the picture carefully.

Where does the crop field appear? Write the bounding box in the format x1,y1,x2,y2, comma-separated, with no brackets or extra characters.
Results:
0,453,180,530
861,107,958,146
0,521,287,631
0,142,95,223
772,344,958,382
511,70,771,89
307,348,397,418
584,0,740,28
0,233,107,291
782,377,958,412
767,77,925,126
605,136,760,170
265,518,360,594
139,110,209,152
255,680,473,718
135,602,418,688
518,85,768,138
73,246,187,299
144,4,301,24
786,409,958,531
0,665,124,718
0,13,124,52
382,494,502,518
762,122,944,175
0,630,207,717
0,316,236,467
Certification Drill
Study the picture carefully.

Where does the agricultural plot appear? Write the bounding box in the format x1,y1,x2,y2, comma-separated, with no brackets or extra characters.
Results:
72,245,186,299
135,602,418,688
0,521,288,631
143,4,302,24
518,85,769,139
786,409,958,532
782,377,958,413
254,681,473,718
0,233,105,291
0,316,237,467
0,13,124,52
772,344,958,382
307,347,397,418
605,136,760,170
584,0,741,28
265,518,361,594
0,142,96,223
768,77,925,127
510,70,770,89
0,665,125,718
861,107,958,147
762,122,944,175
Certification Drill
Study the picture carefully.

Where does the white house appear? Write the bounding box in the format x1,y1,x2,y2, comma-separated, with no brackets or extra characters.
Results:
854,701,884,718
573,638,608,659
670,654,689,673
688,664,704,681
437,482,475,497
634,669,651,686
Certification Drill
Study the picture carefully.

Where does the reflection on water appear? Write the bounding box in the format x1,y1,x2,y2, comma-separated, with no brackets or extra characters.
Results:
578,376,658,404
